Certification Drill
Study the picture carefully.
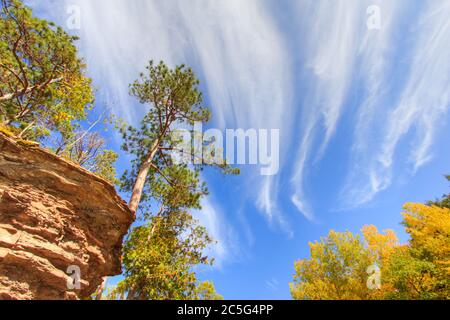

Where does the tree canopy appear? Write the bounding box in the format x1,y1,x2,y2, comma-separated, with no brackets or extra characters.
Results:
109,208,215,300
0,0,118,183
291,190,450,300
290,227,397,300
120,60,237,215
0,0,93,140
105,61,230,300
384,203,450,299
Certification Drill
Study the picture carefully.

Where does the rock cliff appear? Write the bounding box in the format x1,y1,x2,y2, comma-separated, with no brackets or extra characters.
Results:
0,133,133,300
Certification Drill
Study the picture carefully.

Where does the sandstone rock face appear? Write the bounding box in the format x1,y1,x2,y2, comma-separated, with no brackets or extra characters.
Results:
0,133,133,300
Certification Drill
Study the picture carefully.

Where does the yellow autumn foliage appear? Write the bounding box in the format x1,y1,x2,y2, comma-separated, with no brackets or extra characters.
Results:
402,203,450,275
291,203,450,300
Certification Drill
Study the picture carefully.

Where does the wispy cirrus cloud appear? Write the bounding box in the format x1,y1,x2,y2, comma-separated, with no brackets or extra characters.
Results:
193,198,240,268
289,0,450,214
379,2,450,171
339,0,406,207
341,1,450,207
290,0,366,220
266,278,279,291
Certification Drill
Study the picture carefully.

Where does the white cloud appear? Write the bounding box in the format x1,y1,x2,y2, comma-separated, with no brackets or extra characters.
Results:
340,0,405,207
266,278,279,291
289,0,450,212
342,1,450,207
291,1,366,219
291,194,314,222
380,2,450,170
257,177,277,222
257,176,292,234
193,198,239,268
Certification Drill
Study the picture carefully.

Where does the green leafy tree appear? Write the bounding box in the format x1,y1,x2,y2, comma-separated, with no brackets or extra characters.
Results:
111,208,214,300
0,0,93,140
111,155,215,300
91,149,119,185
383,246,439,299
120,60,237,215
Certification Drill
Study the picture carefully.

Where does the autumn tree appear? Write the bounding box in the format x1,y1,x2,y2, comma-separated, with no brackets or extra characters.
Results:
291,194,450,300
362,225,398,267
383,203,450,299
290,227,398,300
0,0,93,140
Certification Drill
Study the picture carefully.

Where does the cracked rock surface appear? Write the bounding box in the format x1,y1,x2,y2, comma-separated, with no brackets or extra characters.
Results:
0,133,133,300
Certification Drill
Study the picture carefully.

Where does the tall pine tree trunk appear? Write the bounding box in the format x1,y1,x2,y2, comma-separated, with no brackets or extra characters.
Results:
98,140,160,300
128,139,160,214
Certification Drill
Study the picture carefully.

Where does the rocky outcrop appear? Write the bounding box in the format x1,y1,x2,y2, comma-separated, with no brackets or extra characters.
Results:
0,133,133,300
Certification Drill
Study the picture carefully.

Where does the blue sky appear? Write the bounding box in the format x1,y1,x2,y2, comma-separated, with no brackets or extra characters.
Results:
28,0,450,299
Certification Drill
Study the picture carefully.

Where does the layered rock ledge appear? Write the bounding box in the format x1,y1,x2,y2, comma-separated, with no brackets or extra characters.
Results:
0,133,133,300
